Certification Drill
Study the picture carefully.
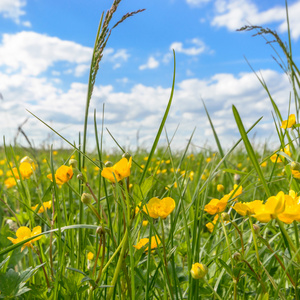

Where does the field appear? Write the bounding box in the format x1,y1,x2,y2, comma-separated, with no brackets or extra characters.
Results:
1,1,300,299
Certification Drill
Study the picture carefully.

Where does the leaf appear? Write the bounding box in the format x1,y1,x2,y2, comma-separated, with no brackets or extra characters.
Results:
0,256,10,270
0,268,20,297
216,258,232,276
133,176,154,202
232,105,271,197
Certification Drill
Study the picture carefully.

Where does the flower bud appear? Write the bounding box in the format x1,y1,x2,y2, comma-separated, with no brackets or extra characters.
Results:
81,193,93,205
190,263,208,279
105,161,113,167
122,152,132,160
234,174,240,184
233,252,241,261
20,156,34,164
69,159,78,169
96,226,105,235
291,161,300,171
77,173,87,183
217,184,225,192
253,224,260,234
221,212,230,221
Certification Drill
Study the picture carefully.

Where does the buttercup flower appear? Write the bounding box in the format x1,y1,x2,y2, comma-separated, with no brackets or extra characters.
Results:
204,185,242,215
281,114,296,129
7,226,42,251
270,154,282,163
253,191,285,223
206,214,219,233
204,197,228,215
233,200,263,216
101,157,132,183
4,177,17,188
143,197,176,219
87,252,94,260
277,190,300,224
31,200,52,213
190,263,208,279
9,162,33,180
133,235,161,252
217,184,225,192
47,165,73,185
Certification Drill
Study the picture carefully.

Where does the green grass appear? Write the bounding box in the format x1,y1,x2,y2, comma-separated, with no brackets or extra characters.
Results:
1,1,300,299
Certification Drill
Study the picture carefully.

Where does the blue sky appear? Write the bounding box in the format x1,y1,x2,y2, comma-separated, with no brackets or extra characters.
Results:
0,0,299,152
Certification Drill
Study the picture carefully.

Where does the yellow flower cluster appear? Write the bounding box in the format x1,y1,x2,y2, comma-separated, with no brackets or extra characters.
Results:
233,190,300,224
204,184,242,215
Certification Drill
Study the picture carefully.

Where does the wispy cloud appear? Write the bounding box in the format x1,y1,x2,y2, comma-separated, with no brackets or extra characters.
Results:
0,0,30,26
211,0,300,40
139,56,160,70
170,38,209,55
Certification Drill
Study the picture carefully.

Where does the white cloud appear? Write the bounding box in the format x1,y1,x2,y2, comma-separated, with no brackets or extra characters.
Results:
212,0,300,40
139,56,159,70
0,31,93,76
74,64,90,77
0,67,291,151
0,0,26,24
103,48,130,69
170,38,208,55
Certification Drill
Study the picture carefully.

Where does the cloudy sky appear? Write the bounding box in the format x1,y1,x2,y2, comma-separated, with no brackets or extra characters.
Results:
0,0,299,152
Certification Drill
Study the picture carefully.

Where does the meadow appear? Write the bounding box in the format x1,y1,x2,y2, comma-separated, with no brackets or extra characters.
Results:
1,1,300,299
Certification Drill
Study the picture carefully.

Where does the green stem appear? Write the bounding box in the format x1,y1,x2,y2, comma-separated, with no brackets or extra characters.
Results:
203,278,222,300
107,228,128,300
248,217,260,265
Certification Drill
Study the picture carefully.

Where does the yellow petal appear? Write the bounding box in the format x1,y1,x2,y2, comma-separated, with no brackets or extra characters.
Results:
16,226,32,239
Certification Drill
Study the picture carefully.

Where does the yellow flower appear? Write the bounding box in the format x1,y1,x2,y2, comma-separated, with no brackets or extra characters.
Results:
277,191,300,224
204,185,242,215
217,184,224,192
189,171,194,181
31,200,52,213
47,165,73,185
133,235,161,252
270,154,282,163
206,157,211,163
237,163,242,168
204,198,228,215
143,197,176,219
0,169,3,176
281,114,296,129
190,263,208,279
206,214,219,233
233,200,263,216
9,162,33,180
20,156,36,170
4,177,17,188
253,191,286,223
261,161,267,167
101,157,132,183
7,226,42,251
53,150,58,155
87,252,94,260
142,220,149,227
292,169,300,179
